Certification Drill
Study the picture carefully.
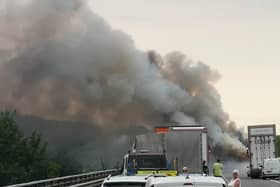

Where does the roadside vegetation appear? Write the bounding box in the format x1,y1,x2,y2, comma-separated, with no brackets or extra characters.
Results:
276,135,280,157
0,111,82,186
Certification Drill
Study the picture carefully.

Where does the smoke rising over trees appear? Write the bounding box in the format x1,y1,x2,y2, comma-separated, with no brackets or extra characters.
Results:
0,112,82,186
0,0,246,164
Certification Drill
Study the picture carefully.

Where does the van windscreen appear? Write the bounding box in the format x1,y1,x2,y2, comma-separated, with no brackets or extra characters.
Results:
129,155,167,169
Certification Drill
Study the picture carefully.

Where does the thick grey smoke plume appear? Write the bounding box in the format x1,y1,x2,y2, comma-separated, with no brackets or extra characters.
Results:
0,0,246,159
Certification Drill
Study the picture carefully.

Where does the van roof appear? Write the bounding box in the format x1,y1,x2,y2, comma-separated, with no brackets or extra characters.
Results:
264,158,279,161
103,175,147,183
146,175,226,186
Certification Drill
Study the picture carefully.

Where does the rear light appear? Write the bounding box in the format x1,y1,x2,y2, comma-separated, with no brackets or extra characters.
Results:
154,127,169,134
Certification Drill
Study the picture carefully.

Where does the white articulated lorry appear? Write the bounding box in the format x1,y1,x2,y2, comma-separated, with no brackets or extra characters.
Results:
122,126,209,176
116,126,227,187
247,124,277,178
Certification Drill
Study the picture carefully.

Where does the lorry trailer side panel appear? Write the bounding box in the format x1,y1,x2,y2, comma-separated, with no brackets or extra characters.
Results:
248,124,276,178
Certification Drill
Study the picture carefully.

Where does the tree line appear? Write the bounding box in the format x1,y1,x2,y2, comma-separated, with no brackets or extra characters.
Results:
276,135,280,157
0,112,82,186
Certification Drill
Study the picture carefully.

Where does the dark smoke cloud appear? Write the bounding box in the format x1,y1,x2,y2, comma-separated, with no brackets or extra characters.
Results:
16,115,144,170
0,0,246,162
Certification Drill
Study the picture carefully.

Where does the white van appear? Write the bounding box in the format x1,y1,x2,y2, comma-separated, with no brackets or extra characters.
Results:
145,175,227,187
262,158,280,179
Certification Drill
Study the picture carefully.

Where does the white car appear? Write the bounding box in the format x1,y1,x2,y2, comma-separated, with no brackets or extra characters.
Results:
262,158,280,179
101,175,147,187
145,175,227,187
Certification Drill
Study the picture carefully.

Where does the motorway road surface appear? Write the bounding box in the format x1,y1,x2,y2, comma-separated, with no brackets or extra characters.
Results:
223,162,280,187
239,177,280,187
225,176,280,187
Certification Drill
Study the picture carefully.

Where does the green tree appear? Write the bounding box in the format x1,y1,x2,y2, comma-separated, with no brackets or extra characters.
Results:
47,161,62,178
276,135,280,157
51,153,83,175
0,112,49,185
0,111,83,186
0,111,25,184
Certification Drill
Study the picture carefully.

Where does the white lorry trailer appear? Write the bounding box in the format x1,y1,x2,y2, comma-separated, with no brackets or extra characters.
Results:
155,126,209,174
247,124,277,178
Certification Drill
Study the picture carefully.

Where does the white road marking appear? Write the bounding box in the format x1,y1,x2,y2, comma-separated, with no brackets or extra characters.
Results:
269,179,280,184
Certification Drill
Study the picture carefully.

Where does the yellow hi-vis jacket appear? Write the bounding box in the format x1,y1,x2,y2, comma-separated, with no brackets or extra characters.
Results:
213,162,223,177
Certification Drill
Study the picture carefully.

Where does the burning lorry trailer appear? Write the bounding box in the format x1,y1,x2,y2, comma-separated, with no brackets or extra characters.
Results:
121,126,209,176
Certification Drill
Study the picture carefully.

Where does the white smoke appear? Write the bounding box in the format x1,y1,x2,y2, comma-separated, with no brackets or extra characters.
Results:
0,0,246,158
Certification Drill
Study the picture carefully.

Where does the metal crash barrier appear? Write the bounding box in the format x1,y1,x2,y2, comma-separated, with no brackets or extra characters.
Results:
6,169,120,187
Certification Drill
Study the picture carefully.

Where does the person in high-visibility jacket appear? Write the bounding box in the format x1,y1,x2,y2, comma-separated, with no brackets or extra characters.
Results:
212,159,223,177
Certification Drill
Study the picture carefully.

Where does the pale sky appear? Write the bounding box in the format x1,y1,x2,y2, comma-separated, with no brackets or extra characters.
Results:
88,0,280,132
